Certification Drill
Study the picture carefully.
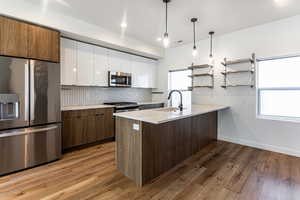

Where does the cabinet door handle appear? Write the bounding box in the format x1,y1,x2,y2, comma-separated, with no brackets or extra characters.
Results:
95,113,104,116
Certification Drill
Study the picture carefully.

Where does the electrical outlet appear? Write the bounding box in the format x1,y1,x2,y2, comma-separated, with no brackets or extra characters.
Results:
133,123,140,131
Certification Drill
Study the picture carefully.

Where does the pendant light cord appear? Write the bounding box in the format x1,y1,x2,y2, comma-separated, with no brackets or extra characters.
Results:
210,34,212,57
165,1,168,34
210,33,213,57
193,22,196,48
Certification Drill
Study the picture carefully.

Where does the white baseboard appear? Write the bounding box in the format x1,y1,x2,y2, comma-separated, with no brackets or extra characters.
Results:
218,135,300,158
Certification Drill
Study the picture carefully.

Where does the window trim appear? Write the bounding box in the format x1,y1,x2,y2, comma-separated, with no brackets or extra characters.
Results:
168,68,192,91
256,55,300,123
168,68,192,107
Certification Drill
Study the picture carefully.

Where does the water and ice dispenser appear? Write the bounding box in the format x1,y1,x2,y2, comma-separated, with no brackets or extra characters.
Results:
0,94,19,121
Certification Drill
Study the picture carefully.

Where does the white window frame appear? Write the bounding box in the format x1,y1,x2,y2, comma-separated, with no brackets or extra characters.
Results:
256,54,300,123
168,68,192,107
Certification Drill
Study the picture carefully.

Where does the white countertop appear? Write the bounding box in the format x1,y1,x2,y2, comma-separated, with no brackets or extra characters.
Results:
62,104,115,111
114,104,229,124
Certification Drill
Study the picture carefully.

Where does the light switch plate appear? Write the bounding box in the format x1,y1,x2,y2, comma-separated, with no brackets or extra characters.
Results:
133,123,140,131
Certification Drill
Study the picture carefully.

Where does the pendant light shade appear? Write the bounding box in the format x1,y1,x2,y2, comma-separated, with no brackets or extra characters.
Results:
192,46,197,57
163,0,171,48
191,18,198,57
163,32,170,48
209,31,215,64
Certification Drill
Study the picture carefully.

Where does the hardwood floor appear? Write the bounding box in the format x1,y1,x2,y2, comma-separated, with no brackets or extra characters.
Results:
1,141,300,200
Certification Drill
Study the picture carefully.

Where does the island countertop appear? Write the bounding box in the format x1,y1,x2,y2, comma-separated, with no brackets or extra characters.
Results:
113,104,229,124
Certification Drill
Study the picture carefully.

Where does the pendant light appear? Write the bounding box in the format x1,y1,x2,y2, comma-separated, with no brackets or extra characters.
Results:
208,31,215,64
163,0,171,48
191,18,198,57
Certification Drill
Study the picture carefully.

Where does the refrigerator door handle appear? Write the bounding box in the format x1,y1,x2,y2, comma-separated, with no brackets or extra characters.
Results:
0,125,59,138
30,60,35,122
24,61,29,121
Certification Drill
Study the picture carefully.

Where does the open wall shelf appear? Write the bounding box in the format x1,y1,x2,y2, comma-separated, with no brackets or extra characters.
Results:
221,53,256,89
221,58,254,66
188,73,213,78
189,85,214,90
188,64,212,70
221,69,254,75
188,63,214,90
221,84,254,88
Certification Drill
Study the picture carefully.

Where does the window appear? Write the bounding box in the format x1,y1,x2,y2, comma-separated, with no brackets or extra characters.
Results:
257,55,300,121
168,69,192,108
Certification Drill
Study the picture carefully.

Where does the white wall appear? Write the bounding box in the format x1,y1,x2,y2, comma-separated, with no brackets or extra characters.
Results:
153,14,300,157
0,0,164,59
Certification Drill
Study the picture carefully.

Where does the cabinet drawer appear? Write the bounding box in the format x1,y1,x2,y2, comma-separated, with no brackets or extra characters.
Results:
62,110,92,119
95,108,106,115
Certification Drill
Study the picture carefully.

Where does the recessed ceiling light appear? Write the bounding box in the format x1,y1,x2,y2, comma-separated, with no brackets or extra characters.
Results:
55,0,70,7
274,0,288,7
121,22,127,28
157,37,162,41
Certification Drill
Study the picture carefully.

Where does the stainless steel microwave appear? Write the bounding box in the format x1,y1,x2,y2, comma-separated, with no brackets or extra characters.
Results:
108,71,132,87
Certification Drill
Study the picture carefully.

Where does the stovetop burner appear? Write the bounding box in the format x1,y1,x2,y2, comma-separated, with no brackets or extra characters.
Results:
104,102,139,112
104,102,138,106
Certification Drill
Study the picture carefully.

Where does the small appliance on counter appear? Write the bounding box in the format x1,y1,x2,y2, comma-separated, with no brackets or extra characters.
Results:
104,102,139,113
108,71,132,87
0,56,61,176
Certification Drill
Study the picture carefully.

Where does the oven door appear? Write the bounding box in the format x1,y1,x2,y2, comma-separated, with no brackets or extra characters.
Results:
109,72,132,87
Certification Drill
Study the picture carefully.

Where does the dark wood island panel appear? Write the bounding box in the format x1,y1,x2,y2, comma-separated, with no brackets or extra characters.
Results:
116,111,218,186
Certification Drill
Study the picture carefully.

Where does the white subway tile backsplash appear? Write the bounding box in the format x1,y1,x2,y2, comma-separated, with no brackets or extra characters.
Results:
61,86,152,107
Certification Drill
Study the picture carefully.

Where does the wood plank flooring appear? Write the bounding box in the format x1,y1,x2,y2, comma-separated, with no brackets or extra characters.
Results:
1,141,300,200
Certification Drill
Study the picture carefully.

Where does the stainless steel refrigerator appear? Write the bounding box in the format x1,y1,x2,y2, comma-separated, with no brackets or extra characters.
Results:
0,56,61,176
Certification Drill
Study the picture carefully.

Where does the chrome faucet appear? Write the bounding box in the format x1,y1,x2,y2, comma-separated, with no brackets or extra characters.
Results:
168,90,183,111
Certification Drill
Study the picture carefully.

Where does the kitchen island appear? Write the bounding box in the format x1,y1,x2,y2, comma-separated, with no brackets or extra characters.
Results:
114,104,229,186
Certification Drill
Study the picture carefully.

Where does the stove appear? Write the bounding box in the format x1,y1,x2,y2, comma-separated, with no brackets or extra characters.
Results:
104,102,140,113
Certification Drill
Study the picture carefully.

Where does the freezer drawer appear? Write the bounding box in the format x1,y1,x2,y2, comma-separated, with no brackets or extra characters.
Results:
0,124,61,176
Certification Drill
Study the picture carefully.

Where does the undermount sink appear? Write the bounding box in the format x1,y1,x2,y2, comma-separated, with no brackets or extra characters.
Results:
156,107,181,113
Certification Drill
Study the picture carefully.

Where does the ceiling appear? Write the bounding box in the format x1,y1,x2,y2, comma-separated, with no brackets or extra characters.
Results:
27,0,300,48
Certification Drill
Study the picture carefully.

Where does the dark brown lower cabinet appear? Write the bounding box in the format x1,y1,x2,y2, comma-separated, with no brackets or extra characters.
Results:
62,108,114,150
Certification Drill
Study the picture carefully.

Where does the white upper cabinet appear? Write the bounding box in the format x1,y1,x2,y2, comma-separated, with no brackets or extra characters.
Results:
61,39,156,88
94,46,109,86
108,50,132,73
131,55,148,88
76,42,94,86
61,38,77,85
149,60,157,88
131,55,157,88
